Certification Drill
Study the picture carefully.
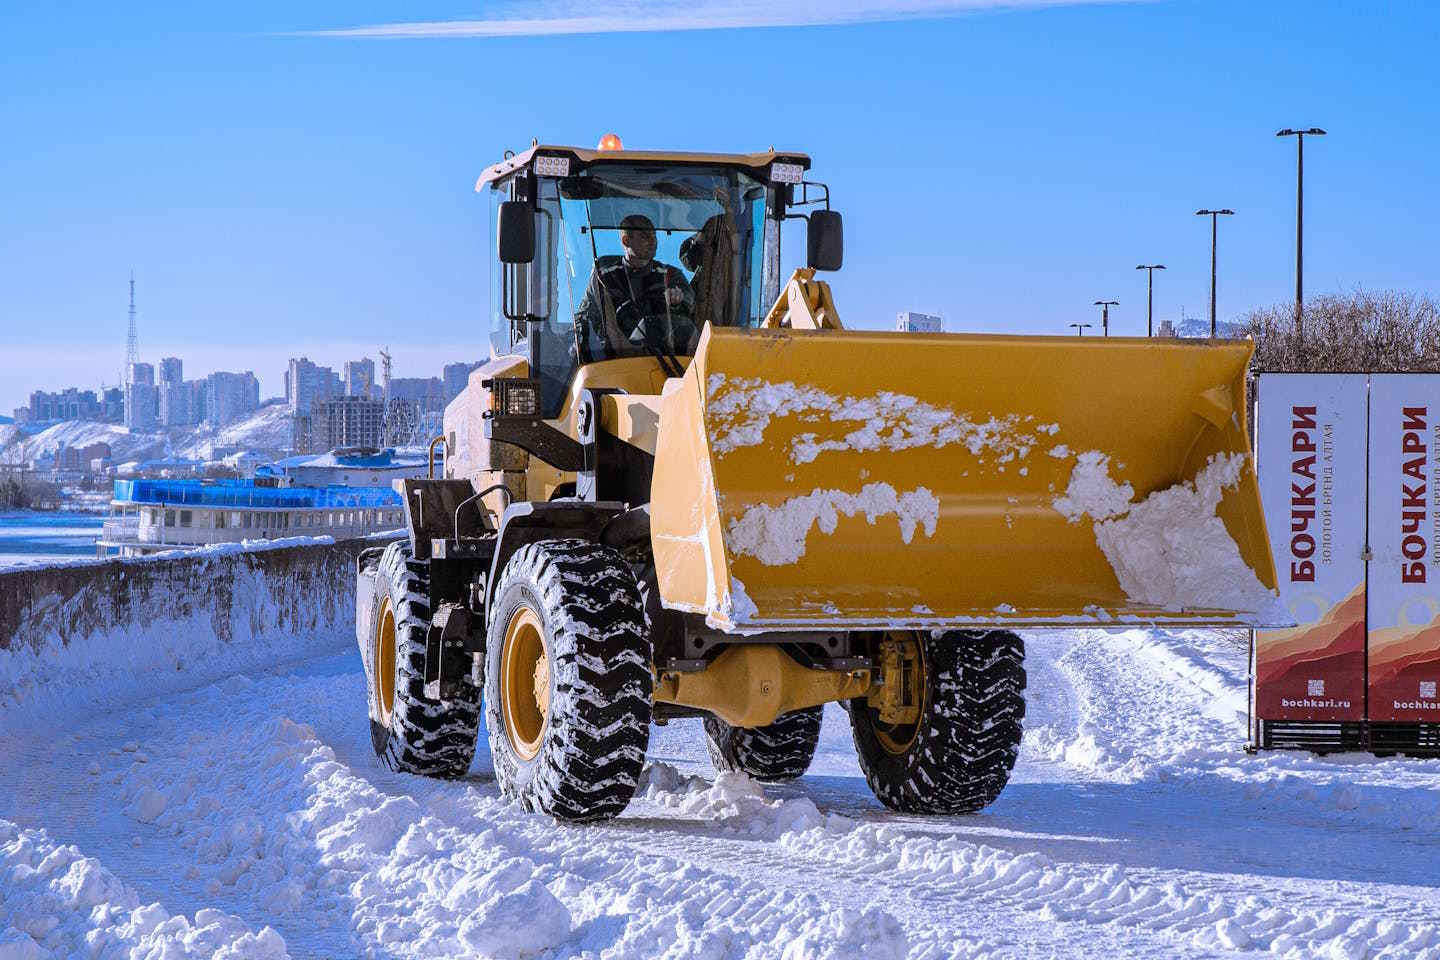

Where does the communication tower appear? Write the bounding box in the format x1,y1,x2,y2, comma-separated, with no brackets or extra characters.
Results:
125,272,139,369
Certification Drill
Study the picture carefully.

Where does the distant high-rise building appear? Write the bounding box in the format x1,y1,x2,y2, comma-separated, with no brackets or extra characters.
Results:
896,311,943,333
101,387,124,423
287,357,338,415
389,376,445,411
344,359,376,399
159,357,183,385
160,379,205,427
321,396,386,450
125,383,159,430
124,361,158,430
443,362,479,404
207,371,261,428
27,387,102,422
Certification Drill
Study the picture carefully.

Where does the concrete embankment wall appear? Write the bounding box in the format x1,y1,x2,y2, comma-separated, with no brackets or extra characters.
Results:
0,538,394,709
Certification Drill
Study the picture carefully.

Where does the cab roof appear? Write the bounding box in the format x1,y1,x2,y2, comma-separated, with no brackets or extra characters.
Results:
474,143,812,191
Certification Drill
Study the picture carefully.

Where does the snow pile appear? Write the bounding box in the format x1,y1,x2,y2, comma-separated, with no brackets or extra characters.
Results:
720,574,759,625
706,374,1046,467
1053,452,1282,615
726,482,939,565
0,818,287,958
642,767,828,836
1051,450,1134,522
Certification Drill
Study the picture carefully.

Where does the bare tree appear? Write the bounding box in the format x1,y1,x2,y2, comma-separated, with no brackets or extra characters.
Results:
1245,290,1440,373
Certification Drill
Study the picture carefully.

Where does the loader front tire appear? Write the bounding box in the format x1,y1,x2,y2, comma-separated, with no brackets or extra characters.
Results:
850,630,1026,814
485,539,653,822
367,542,482,778
704,707,822,782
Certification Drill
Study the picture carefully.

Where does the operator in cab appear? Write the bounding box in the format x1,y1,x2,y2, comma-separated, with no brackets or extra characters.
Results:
576,214,697,363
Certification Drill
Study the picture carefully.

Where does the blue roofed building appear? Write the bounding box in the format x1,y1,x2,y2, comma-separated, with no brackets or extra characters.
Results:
260,447,430,489
98,477,404,557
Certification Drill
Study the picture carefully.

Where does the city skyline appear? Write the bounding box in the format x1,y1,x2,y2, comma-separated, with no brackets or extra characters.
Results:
3,1,1438,414
4,273,477,419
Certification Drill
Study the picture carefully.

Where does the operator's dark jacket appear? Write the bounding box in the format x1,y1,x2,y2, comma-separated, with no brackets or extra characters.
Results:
576,256,696,360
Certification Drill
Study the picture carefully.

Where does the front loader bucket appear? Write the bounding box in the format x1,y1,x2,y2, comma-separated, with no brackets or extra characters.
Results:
650,326,1287,632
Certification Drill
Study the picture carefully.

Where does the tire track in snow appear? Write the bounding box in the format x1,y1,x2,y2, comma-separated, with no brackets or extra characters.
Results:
626,751,1440,959
1031,629,1440,840
8,636,1440,959
20,663,913,958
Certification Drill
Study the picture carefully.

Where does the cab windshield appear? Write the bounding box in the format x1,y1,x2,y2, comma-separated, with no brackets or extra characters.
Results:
495,163,780,416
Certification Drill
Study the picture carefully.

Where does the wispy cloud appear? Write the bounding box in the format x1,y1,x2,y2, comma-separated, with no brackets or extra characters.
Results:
293,0,1135,39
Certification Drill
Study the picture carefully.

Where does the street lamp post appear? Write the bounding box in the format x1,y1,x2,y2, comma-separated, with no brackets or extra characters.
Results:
1135,264,1166,337
1277,127,1325,341
1069,322,1092,337
1195,209,1234,337
1093,300,1118,337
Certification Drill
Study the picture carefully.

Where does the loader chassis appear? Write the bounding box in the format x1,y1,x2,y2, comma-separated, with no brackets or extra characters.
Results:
356,142,1033,821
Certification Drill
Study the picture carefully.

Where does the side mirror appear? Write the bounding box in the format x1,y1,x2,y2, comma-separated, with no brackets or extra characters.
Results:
807,209,844,272
497,200,536,264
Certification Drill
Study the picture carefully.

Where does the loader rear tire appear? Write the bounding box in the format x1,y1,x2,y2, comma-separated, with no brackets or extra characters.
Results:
485,539,652,822
704,707,822,782
367,542,482,778
850,630,1026,814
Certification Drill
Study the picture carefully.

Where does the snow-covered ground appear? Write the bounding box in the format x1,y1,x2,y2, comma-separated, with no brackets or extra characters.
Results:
3,628,1438,959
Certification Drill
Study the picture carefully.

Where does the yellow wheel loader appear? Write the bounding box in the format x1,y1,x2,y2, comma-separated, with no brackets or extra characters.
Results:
356,140,1284,822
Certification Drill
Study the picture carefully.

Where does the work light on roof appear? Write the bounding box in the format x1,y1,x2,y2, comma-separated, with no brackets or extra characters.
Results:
534,155,571,177
770,161,804,184
597,132,623,151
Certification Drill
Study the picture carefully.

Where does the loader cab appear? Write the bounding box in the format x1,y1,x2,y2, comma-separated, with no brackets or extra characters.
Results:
480,145,827,417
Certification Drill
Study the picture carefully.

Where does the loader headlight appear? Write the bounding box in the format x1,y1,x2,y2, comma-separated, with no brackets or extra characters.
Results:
534,155,571,178
490,377,541,417
770,161,804,184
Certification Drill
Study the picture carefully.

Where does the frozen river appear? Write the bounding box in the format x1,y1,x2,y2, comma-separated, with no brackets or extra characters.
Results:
0,509,104,569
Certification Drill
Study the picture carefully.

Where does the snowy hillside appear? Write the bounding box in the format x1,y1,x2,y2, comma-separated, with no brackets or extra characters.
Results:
176,403,293,460
1172,316,1248,339
3,623,1437,958
15,420,169,464
0,403,295,466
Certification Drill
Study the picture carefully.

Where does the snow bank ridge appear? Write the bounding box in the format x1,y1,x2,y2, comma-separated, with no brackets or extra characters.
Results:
0,538,374,714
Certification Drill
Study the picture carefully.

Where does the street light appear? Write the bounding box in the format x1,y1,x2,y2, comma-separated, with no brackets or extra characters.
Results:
1069,322,1092,337
1135,264,1166,337
1277,127,1325,341
1093,300,1118,337
1195,209,1234,337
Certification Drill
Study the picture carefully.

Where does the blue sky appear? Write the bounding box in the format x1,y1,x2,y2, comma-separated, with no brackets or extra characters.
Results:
2,0,1437,412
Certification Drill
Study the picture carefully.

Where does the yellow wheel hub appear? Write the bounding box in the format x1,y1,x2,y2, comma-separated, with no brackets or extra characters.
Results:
874,632,925,756
501,606,550,761
374,596,397,725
